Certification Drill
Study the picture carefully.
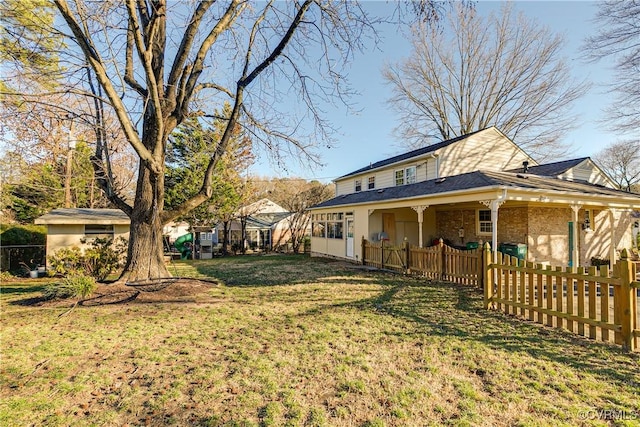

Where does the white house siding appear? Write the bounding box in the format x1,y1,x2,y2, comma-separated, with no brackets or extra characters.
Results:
335,158,437,196
581,209,633,264
437,129,534,177
559,161,613,188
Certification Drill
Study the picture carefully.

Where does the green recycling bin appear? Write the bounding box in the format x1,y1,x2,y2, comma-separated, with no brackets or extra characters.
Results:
498,243,527,261
466,241,479,250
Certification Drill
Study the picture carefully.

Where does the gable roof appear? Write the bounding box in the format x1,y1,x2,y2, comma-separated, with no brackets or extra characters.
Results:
507,157,589,176
34,208,130,225
337,128,492,180
246,212,292,228
312,170,640,209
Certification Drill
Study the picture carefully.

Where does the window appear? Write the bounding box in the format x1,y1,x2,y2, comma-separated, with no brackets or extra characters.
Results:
312,222,326,238
84,224,114,239
405,166,417,184
395,170,405,186
327,221,344,239
478,210,492,235
395,166,417,186
368,176,375,190
355,180,362,192
312,212,344,239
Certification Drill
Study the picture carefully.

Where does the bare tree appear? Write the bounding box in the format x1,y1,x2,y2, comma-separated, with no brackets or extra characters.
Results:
274,180,333,253
16,0,378,282
384,3,589,160
583,0,640,133
594,139,640,193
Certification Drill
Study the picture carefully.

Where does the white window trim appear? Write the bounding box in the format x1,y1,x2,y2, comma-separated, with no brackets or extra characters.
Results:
367,176,375,190
477,209,492,236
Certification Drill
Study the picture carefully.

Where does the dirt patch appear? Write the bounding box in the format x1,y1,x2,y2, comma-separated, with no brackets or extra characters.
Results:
25,278,220,308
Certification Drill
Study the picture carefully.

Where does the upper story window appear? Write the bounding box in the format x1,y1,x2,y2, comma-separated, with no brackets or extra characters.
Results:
395,166,417,186
477,210,492,235
355,179,362,192
367,176,375,190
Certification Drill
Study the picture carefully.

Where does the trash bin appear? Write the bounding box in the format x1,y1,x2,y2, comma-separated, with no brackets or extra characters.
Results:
498,243,527,261
465,241,479,250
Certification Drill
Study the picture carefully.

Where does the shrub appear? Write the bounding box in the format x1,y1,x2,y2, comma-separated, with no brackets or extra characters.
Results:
47,237,128,280
0,271,15,281
43,275,97,300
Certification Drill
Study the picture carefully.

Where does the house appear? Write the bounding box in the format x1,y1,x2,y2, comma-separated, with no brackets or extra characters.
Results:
219,199,305,251
35,208,130,256
309,127,640,266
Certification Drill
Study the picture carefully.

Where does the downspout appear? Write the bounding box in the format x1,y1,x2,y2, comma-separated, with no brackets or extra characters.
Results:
492,188,508,263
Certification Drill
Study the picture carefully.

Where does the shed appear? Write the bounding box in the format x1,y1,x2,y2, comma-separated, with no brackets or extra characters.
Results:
35,208,130,256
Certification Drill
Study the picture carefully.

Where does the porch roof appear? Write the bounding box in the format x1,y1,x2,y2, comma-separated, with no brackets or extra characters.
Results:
312,170,640,209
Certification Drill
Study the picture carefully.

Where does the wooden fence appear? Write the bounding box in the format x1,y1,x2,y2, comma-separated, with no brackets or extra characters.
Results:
484,246,639,352
362,238,482,286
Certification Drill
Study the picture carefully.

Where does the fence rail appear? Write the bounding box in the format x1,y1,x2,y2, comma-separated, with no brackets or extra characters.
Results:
362,238,638,352
0,245,46,273
484,247,638,352
362,238,482,286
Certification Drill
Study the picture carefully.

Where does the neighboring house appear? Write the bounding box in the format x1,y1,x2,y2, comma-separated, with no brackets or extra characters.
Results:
220,199,306,251
310,127,640,266
35,208,130,257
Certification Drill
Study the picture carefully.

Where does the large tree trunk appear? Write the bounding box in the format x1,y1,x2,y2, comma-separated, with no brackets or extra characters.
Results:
119,163,170,282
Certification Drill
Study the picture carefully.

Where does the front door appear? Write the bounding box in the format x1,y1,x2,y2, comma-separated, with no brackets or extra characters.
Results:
346,218,354,258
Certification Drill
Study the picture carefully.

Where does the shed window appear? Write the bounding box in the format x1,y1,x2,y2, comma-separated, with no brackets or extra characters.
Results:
85,224,114,239
477,210,492,235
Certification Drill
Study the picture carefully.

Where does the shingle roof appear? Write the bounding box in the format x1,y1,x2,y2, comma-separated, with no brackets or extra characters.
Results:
246,212,291,228
507,157,589,176
34,208,130,225
312,170,640,209
337,128,489,179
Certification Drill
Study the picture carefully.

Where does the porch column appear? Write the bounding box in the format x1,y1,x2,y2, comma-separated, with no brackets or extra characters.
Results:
609,209,617,265
570,204,582,267
480,197,506,262
411,205,428,247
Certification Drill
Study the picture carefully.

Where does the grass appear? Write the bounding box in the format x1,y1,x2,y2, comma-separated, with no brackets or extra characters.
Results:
1,254,639,426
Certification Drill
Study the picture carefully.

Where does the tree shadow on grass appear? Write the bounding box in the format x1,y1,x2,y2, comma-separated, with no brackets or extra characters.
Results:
302,279,640,392
190,256,372,287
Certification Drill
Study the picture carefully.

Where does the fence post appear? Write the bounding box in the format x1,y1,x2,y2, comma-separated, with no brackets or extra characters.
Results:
361,236,366,265
381,239,385,270
483,242,493,309
404,240,411,275
439,238,444,281
615,249,635,352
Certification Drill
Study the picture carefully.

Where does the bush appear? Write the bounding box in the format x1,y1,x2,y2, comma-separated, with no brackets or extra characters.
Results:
47,237,128,281
0,224,46,245
43,274,97,300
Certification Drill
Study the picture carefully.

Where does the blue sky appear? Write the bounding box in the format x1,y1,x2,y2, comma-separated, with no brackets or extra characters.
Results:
249,1,618,182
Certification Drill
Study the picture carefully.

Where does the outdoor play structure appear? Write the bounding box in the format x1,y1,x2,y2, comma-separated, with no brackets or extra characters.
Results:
174,233,193,260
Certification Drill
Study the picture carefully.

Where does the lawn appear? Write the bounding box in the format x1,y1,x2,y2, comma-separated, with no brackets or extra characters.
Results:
1,255,639,426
